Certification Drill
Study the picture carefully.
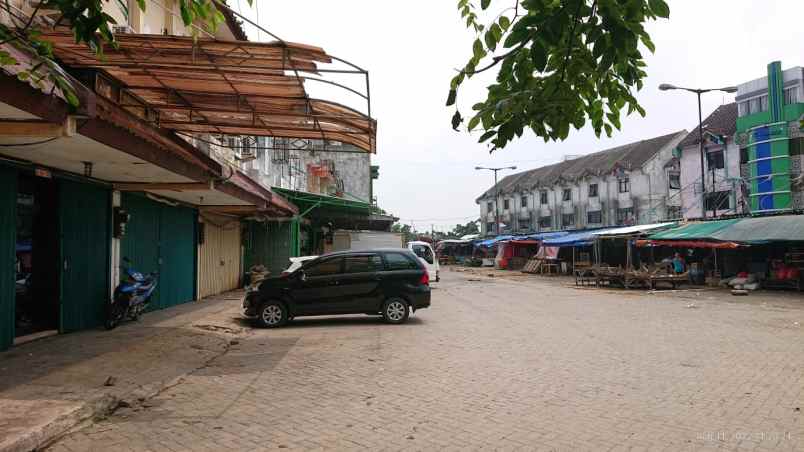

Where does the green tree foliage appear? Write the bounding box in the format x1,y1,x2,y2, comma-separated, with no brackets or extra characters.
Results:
451,221,480,238
391,223,418,244
448,0,670,150
0,0,246,106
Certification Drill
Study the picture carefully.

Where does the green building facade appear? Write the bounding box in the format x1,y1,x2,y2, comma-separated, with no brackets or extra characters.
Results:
736,62,804,213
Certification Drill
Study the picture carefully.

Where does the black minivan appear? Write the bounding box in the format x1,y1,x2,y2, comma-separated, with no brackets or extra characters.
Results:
243,249,431,327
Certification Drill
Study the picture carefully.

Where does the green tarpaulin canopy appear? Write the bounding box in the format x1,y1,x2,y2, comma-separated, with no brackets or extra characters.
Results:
646,215,804,244
710,215,804,243
647,218,742,240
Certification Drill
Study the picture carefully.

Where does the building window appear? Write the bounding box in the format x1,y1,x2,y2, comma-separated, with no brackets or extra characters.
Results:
587,210,602,224
618,178,630,193
706,149,725,170
486,201,493,212
588,183,598,198
704,191,731,212
740,147,749,164
791,138,803,156
738,101,749,117
521,196,528,208
759,95,768,112
562,188,572,201
666,206,682,220
539,216,552,228
503,199,510,210
539,191,548,204
784,87,798,105
668,172,681,190
561,213,575,228
486,222,495,233
616,207,634,225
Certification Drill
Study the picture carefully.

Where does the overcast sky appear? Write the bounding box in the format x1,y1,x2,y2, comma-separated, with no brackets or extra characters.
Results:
232,0,804,232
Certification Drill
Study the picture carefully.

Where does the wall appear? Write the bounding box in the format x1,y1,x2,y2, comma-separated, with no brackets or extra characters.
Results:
241,140,372,203
679,141,743,219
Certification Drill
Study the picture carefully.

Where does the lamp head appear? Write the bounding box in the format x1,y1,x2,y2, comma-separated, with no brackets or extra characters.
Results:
658,83,677,91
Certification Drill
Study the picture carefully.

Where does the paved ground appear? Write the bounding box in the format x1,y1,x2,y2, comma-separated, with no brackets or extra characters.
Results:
45,270,804,451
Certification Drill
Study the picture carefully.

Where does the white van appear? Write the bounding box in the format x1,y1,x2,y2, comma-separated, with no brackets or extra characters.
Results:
408,241,439,282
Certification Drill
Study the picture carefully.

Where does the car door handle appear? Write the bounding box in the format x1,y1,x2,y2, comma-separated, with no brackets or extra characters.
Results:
329,281,340,285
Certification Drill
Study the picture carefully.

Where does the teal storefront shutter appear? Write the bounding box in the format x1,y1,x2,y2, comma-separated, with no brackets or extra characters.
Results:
243,221,291,276
0,166,17,350
121,193,195,311
158,204,196,308
120,193,161,309
59,180,111,332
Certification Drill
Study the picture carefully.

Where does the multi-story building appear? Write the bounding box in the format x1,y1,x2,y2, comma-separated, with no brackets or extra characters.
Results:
677,103,745,219
476,131,687,235
734,62,803,213
677,62,803,218
0,1,379,349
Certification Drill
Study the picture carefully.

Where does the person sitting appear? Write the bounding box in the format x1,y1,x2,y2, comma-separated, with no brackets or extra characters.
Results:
671,252,686,274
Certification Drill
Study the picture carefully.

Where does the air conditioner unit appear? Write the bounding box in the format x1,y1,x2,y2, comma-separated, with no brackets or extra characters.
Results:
112,25,134,35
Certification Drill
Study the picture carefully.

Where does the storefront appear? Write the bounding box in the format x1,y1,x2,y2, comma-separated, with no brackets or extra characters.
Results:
0,163,111,349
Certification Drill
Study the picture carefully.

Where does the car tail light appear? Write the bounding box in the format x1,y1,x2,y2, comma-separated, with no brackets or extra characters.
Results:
419,271,429,286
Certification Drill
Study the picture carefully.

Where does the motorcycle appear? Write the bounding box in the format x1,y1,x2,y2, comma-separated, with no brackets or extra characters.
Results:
106,257,158,330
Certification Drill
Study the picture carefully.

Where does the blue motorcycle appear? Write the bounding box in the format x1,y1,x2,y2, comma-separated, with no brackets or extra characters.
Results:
106,257,158,330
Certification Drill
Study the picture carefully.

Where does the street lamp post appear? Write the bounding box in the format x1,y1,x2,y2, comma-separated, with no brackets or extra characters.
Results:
659,83,737,219
476,166,517,235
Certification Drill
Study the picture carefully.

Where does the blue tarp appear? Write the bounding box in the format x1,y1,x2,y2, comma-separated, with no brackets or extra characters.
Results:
476,235,514,247
542,228,618,247
512,231,568,241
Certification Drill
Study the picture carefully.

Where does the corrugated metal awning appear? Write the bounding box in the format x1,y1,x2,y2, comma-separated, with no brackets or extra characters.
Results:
43,31,376,152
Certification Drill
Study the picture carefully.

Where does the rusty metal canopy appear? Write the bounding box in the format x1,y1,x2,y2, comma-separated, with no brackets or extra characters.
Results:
43,31,376,153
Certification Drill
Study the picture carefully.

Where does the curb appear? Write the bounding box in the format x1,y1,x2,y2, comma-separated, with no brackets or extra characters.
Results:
0,394,118,452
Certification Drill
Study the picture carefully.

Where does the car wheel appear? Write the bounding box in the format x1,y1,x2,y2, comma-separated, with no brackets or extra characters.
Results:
257,300,287,328
382,298,409,324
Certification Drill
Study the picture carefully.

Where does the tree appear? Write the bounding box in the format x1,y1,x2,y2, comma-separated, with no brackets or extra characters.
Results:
452,221,479,238
0,0,245,106
448,0,670,150
391,223,418,244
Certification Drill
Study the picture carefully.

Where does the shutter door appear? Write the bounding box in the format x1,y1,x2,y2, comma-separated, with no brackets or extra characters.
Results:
158,204,196,308
198,220,241,299
120,193,161,309
59,180,111,332
121,194,196,310
0,166,17,349
243,221,291,276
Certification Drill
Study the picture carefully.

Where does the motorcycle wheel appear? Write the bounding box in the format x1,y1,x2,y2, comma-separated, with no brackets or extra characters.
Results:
105,302,126,330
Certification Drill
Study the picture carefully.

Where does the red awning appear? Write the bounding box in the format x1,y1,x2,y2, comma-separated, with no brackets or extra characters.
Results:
635,239,744,249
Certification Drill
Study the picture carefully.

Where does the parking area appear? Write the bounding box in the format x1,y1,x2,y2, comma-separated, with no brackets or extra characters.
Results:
48,269,804,451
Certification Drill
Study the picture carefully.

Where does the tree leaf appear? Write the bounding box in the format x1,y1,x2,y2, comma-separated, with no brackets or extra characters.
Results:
467,115,481,131
451,110,463,130
648,0,670,18
446,89,457,106
529,40,547,72
481,0,491,10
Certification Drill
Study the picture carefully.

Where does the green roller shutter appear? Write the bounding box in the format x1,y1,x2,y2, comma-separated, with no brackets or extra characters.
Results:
243,221,291,276
120,193,161,309
158,204,196,308
0,166,17,350
59,180,111,332
121,193,196,311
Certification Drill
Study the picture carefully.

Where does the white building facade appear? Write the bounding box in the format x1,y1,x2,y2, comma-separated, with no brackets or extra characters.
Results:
477,131,687,235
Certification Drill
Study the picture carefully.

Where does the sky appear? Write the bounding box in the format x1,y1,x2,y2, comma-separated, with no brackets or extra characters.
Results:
230,0,804,232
